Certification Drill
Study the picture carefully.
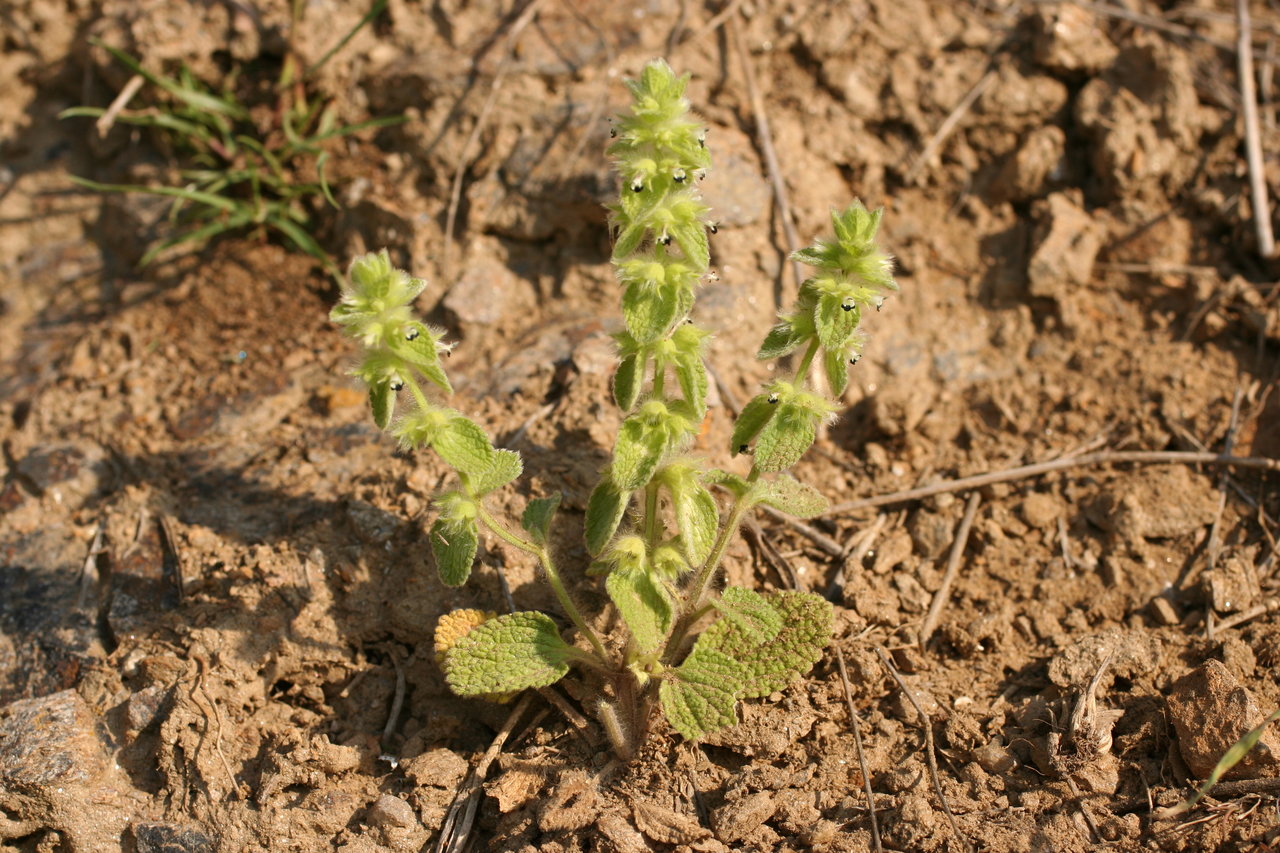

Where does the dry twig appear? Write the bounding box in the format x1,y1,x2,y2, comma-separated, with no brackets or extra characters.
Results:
919,492,982,650
905,69,996,185
436,694,543,853
442,0,548,281
1238,0,1276,257
822,450,1280,517
835,646,882,853
728,14,804,295
876,647,972,853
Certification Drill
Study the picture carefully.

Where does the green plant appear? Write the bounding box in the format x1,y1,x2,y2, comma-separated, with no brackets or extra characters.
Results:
331,60,897,757
61,0,403,275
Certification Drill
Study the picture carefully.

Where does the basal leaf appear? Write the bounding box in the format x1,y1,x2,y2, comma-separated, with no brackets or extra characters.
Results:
612,417,668,491
673,479,718,565
434,415,497,477
431,517,479,586
521,492,562,545
585,479,629,556
467,448,523,496
694,589,833,699
369,376,395,430
824,347,849,397
606,567,674,655
749,475,828,519
709,587,784,646
443,611,574,696
614,353,643,411
660,648,743,740
752,402,816,472
729,394,779,456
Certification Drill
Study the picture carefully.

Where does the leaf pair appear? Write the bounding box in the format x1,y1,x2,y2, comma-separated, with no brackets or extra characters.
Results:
729,383,836,472
659,588,833,740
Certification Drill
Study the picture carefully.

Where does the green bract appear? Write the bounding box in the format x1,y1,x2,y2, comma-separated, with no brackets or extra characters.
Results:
330,59,895,759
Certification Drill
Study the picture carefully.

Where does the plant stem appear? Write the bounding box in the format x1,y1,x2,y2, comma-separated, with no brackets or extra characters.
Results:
643,482,660,547
476,505,609,662
794,338,820,384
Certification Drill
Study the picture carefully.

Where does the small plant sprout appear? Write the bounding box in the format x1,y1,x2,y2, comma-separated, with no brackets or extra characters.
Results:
331,59,897,758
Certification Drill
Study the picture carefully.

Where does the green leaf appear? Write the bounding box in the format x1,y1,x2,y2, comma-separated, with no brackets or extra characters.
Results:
752,402,816,472
369,377,395,430
757,320,806,360
660,649,743,740
606,568,674,654
434,415,497,477
814,292,860,351
397,333,453,394
431,517,479,586
623,284,681,344
521,493,562,545
614,353,643,411
693,590,833,699
468,449,523,496
729,394,778,456
702,468,750,497
673,479,718,565
585,479,629,556
443,611,574,696
710,587,784,646
674,355,708,418
824,347,849,397
670,219,709,270
613,223,646,260
749,475,828,519
611,417,668,491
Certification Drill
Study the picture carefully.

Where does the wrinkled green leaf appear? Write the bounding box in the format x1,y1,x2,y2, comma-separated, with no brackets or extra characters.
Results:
673,479,719,565
710,587,784,646
585,479,629,556
702,468,750,497
757,320,806,360
443,611,574,696
434,416,497,477
749,475,828,519
730,394,779,456
613,222,645,260
397,333,453,394
612,417,668,491
431,517,479,587
671,219,709,270
369,376,394,430
614,353,643,411
467,449,523,496
693,589,833,699
752,402,816,472
814,292,860,351
660,648,743,740
521,493,562,545
623,284,681,344
606,568,673,654
674,355,708,418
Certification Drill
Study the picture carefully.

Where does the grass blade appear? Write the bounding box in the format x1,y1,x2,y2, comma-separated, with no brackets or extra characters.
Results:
68,175,240,213
303,0,388,80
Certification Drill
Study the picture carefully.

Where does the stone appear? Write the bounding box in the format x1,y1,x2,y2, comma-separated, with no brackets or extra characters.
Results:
711,792,777,844
1167,659,1280,779
1032,3,1119,73
1027,191,1102,299
366,793,417,830
133,822,217,853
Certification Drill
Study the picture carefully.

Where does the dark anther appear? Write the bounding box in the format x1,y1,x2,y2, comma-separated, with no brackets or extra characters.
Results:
658,234,672,246
405,327,421,341
767,393,779,404
390,380,404,391
673,169,686,183
738,444,750,454
841,302,854,312
708,222,718,234
631,179,644,193
849,355,860,365
609,128,617,138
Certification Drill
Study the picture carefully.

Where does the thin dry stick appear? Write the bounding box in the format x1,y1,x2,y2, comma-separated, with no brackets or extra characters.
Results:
536,686,597,749
689,0,750,43
835,646,883,853
95,73,144,137
728,14,804,295
1205,388,1245,639
905,69,996,185
441,0,547,281
743,515,801,589
1238,0,1276,258
436,694,542,853
919,492,982,650
760,505,843,557
822,450,1280,517
875,647,972,853
382,646,409,748
1215,598,1280,632
77,523,106,611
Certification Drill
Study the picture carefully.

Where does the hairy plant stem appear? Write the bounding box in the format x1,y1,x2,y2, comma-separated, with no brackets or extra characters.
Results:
794,338,820,383
475,507,609,662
